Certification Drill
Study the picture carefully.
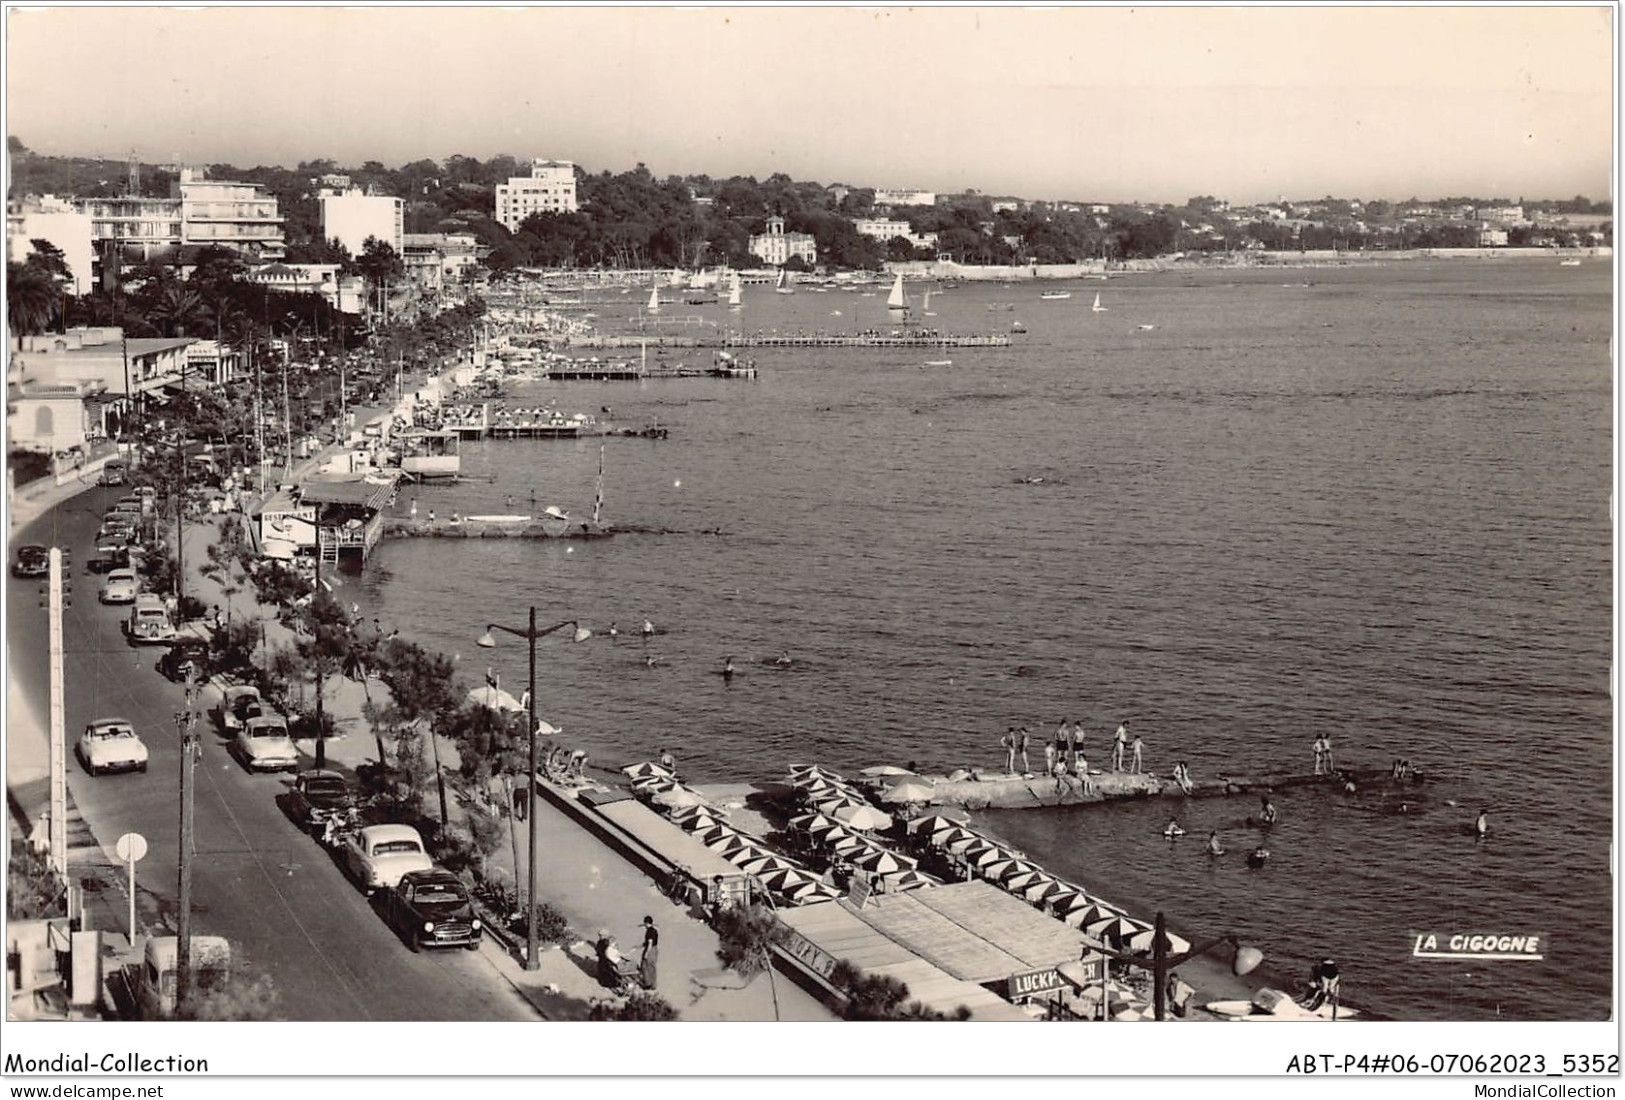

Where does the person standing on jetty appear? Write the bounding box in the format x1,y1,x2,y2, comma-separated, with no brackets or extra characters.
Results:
1112,721,1130,771
1001,728,1017,775
1130,733,1145,774
1016,726,1032,777
1064,720,1079,776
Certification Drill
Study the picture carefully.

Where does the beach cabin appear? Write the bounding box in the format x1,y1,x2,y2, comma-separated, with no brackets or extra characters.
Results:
297,476,399,570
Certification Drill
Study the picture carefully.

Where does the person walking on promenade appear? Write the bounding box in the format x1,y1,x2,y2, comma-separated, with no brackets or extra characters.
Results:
1112,721,1130,772
639,916,660,990
1130,734,1145,774
1016,726,1032,777
1000,728,1017,775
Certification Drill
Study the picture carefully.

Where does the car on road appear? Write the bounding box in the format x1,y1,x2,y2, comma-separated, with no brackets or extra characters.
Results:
379,869,482,951
76,718,149,775
88,541,132,573
100,567,140,604
158,637,212,683
233,714,298,772
126,594,176,644
98,462,127,487
343,824,433,895
12,544,50,578
282,769,356,832
213,685,263,733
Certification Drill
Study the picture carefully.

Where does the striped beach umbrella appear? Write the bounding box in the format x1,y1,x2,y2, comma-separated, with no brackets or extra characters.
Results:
961,843,1013,869
880,869,940,891
880,780,936,805
827,832,873,856
737,853,800,876
907,814,960,837
691,823,741,846
1000,870,1051,894
986,858,1044,883
1021,877,1072,905
785,880,840,905
1125,926,1191,958
944,832,998,855
1042,888,1087,916
622,761,675,780
706,834,759,857
851,848,915,875
755,867,806,893
1085,915,1149,946
1060,901,1124,929
668,804,721,826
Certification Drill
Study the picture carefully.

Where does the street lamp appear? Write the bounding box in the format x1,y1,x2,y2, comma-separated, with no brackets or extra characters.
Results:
476,611,591,970
1093,911,1263,1021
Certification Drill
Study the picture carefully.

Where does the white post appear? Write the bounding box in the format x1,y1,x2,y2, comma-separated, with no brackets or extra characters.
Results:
127,853,137,939
47,549,67,877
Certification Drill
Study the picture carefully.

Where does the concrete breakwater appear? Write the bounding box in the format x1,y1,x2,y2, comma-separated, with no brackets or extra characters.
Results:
920,764,1424,810
558,332,1013,350
383,516,613,540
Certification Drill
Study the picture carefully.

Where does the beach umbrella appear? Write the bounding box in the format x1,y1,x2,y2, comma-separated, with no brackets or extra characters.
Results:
1042,888,1087,916
632,775,677,795
1085,916,1149,946
1126,927,1191,958
861,765,916,778
652,787,708,809
943,832,997,855
737,853,800,876
1060,901,1123,929
907,814,960,837
789,764,842,783
785,879,839,903
987,859,1043,883
880,869,939,891
811,795,862,816
706,834,759,857
827,833,873,855
961,844,1013,869
805,816,851,839
997,870,1049,895
691,823,741,846
851,848,915,874
669,803,721,825
1021,878,1071,905
880,780,936,805
927,826,981,851
756,867,809,893
832,804,893,831
787,812,828,832
622,762,675,780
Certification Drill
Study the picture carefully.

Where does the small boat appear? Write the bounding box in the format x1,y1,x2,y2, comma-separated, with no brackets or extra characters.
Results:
1091,292,1107,313
647,287,661,314
886,273,908,313
1137,323,1156,331
924,359,952,367
775,269,795,295
1559,258,1582,267
1040,290,1071,300
1011,320,1026,332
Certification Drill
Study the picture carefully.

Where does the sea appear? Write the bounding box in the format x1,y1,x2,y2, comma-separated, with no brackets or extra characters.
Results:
348,259,1614,1022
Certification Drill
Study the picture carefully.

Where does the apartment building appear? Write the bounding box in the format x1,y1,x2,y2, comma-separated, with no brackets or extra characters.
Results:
494,159,579,231
175,167,286,259
874,188,937,207
320,187,404,256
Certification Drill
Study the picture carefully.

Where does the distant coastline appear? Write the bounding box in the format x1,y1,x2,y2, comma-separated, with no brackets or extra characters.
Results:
888,246,1613,282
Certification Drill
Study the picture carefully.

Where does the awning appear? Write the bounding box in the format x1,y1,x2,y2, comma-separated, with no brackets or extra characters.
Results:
298,478,396,511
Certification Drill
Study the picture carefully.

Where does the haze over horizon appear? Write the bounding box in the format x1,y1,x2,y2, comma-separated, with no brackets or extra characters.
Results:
6,5,1615,206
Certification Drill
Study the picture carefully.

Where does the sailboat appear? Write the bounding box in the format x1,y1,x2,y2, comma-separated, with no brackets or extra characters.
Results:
728,273,743,309
886,273,908,314
1091,292,1107,313
775,269,795,295
648,287,661,314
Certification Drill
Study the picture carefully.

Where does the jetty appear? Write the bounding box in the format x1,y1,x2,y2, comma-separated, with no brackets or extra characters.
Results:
917,764,1425,811
558,331,1012,350
383,515,613,540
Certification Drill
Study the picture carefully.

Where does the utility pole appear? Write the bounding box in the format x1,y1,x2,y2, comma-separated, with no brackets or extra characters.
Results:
46,549,68,878
174,682,199,1013
175,358,187,612
313,537,326,769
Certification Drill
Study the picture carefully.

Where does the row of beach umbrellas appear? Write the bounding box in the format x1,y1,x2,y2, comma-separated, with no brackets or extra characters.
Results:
904,814,1191,956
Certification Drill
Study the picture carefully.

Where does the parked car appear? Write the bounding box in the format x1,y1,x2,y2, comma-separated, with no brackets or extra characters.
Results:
98,462,127,487
87,542,132,573
126,595,175,645
12,544,49,578
157,637,212,683
76,718,149,775
233,714,298,772
100,567,139,605
213,685,263,733
343,824,433,895
380,869,482,951
282,769,356,832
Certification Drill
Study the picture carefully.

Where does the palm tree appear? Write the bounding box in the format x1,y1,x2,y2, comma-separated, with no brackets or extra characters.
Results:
7,262,58,337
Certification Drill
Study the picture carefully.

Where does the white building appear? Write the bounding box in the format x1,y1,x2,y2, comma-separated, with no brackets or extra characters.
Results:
852,218,938,252
748,216,817,267
402,233,479,291
494,159,579,231
319,187,404,257
248,263,365,314
6,195,95,294
174,167,286,260
874,188,937,207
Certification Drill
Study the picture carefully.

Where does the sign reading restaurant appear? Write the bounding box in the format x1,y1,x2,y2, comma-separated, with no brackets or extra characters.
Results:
1005,967,1065,999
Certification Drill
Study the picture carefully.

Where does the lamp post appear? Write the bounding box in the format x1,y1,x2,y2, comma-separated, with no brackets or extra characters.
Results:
476,611,591,970
1092,911,1262,1021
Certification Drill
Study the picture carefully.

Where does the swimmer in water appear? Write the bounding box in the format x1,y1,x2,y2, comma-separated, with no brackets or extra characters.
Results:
1247,846,1270,869
1207,830,1225,857
608,622,619,639
722,656,736,678
1259,795,1278,826
1164,820,1185,839
1475,809,1489,838
641,619,655,641
774,650,792,667
644,655,663,668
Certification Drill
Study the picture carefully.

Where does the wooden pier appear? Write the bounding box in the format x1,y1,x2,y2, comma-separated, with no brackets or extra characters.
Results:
920,764,1426,811
558,331,1012,351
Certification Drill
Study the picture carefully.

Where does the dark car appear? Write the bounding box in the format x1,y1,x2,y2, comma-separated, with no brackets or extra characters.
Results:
98,463,127,487
87,543,132,574
380,869,482,951
12,544,52,578
283,769,356,832
157,638,212,683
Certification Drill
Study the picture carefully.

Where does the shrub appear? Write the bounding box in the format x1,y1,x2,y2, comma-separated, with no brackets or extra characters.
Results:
6,838,67,920
713,903,786,978
528,901,572,945
588,990,677,1021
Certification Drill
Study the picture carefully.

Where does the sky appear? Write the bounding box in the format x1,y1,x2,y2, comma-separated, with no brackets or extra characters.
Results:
4,4,1616,205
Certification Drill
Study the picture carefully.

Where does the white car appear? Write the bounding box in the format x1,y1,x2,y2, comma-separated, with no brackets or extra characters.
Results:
77,718,149,775
99,568,139,605
343,824,433,894
233,714,298,772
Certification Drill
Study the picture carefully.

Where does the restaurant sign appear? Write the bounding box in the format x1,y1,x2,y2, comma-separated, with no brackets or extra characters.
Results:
1006,967,1065,999
781,931,839,980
